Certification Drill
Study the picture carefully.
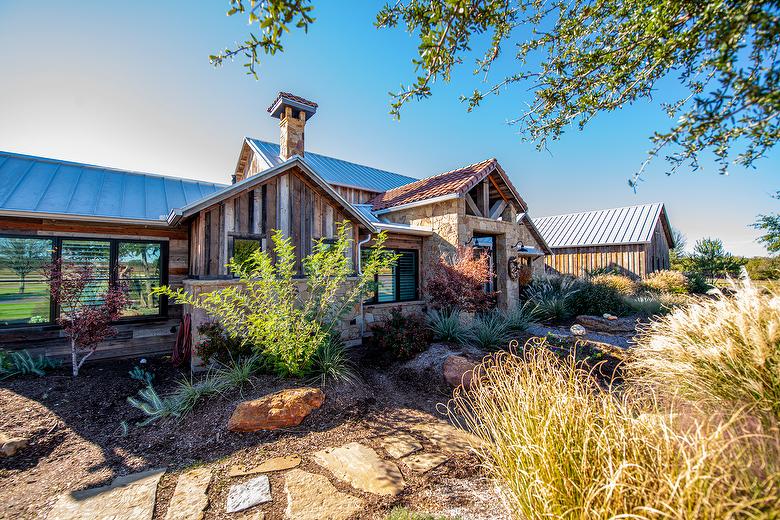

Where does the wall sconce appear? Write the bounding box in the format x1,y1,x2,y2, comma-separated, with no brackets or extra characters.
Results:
513,240,527,252
464,236,474,247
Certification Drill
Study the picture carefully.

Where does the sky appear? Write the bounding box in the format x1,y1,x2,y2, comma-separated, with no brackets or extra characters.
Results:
0,1,777,256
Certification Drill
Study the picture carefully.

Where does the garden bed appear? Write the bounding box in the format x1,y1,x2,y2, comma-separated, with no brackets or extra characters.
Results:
0,349,515,520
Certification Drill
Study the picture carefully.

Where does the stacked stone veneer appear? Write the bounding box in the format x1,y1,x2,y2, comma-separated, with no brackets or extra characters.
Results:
382,197,545,309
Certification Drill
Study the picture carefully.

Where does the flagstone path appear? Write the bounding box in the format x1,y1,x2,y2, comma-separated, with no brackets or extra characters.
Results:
43,419,476,519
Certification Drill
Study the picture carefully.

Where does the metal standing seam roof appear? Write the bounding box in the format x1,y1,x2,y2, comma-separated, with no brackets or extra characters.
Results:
532,203,668,248
248,139,419,193
0,151,227,222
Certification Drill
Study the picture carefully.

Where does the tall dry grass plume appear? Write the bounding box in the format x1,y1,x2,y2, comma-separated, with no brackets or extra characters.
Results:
448,339,780,519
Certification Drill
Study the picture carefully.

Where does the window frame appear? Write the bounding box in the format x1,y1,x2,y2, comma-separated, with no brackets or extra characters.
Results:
364,248,419,305
0,233,169,329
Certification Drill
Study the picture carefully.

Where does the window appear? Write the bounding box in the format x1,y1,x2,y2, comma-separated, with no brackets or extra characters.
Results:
0,237,54,326
0,234,167,327
230,235,263,272
363,249,418,304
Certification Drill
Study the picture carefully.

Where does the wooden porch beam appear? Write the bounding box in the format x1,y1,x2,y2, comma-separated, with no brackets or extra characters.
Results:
465,192,482,217
489,200,507,220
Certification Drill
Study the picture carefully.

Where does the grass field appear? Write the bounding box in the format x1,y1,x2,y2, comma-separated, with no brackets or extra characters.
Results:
0,278,50,324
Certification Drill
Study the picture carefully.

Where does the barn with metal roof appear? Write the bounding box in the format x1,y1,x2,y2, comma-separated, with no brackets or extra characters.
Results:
533,203,674,278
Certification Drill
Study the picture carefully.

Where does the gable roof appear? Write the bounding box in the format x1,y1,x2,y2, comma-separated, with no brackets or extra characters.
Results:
533,203,673,249
368,158,527,213
517,212,553,255
0,151,226,224
248,139,418,193
169,156,377,232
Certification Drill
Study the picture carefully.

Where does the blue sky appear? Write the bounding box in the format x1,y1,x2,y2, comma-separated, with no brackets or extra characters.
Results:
0,1,777,256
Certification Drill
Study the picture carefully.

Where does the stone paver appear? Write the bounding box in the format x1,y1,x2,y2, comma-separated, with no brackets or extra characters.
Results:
379,433,422,459
164,467,212,520
313,442,405,496
228,455,301,477
402,452,449,473
410,421,481,456
47,468,165,520
284,469,364,520
226,475,272,513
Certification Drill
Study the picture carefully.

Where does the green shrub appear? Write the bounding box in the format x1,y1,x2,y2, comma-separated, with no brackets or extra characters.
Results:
426,308,466,344
568,281,627,317
642,269,689,294
466,311,511,350
685,271,711,294
129,365,154,386
384,508,449,520
214,355,259,389
307,334,359,386
632,280,780,421
623,294,667,317
591,273,637,296
502,301,539,333
156,224,396,377
368,308,432,362
195,322,252,365
524,274,580,322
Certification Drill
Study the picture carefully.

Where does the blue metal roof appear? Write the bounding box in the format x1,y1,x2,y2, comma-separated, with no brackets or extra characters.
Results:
248,139,418,193
0,151,227,222
533,203,669,248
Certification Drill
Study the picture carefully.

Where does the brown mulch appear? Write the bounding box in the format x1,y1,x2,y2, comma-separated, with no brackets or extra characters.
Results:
0,352,507,520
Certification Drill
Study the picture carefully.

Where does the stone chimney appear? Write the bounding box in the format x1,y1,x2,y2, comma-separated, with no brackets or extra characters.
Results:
267,92,318,160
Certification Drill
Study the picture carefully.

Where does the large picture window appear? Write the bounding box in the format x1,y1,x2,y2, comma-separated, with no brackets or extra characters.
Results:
0,234,167,327
363,249,419,304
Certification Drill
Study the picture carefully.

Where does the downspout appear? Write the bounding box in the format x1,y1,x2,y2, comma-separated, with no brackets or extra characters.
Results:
357,234,372,337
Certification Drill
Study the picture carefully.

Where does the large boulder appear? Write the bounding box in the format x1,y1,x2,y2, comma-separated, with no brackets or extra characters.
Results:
575,315,636,334
0,434,28,457
227,387,325,432
443,355,478,390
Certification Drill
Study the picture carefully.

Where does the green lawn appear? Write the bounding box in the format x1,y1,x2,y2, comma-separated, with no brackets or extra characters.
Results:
0,279,50,324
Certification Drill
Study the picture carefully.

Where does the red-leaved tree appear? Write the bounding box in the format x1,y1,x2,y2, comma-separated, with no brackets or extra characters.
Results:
46,258,128,376
425,246,495,313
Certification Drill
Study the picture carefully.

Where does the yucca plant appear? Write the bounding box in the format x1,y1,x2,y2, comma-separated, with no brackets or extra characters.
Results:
426,308,466,344
525,275,580,322
307,335,359,386
127,385,181,426
466,311,511,350
214,355,259,390
502,301,540,333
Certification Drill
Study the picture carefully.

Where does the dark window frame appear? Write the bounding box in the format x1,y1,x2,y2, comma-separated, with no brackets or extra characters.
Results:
228,233,265,277
0,233,169,329
364,248,419,305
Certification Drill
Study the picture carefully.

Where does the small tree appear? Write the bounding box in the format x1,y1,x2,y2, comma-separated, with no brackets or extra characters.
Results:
753,191,780,254
155,222,397,377
46,258,128,376
0,238,50,293
426,246,494,313
690,238,745,281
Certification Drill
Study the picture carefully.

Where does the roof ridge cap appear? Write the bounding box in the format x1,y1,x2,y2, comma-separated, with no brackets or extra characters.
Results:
536,202,664,220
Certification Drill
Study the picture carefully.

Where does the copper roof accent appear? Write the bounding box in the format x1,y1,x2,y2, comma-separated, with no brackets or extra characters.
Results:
266,91,318,112
369,158,498,211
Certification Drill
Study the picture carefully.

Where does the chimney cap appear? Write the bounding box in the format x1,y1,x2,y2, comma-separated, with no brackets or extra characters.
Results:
267,92,318,120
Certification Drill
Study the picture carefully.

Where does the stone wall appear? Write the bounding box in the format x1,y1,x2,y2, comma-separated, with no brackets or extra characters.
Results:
382,198,546,309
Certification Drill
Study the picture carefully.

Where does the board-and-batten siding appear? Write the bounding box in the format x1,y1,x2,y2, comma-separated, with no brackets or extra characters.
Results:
0,216,187,361
544,220,671,278
189,166,358,277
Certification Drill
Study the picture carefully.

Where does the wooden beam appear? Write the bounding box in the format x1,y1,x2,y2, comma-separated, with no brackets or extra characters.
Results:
488,174,510,203
465,193,482,217
481,179,490,217
489,200,507,220
252,188,262,234
278,173,290,238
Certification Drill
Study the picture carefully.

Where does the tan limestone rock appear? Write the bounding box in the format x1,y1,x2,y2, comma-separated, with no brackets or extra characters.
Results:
402,452,449,473
410,422,481,457
443,355,477,389
284,469,364,520
164,467,212,520
227,388,324,432
379,433,422,459
313,442,405,496
0,433,28,457
228,455,301,477
47,468,165,520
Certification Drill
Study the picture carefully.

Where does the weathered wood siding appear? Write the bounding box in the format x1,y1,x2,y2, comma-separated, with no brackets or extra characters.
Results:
189,166,360,277
331,185,379,204
0,216,187,361
545,223,671,279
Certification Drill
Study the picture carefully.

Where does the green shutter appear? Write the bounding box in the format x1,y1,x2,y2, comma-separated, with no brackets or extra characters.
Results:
398,251,417,301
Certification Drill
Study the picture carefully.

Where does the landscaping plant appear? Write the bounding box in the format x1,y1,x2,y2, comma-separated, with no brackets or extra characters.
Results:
502,301,539,333
641,269,689,294
45,258,128,376
632,279,780,421
465,311,511,351
524,274,579,322
426,308,466,345
568,279,627,317
195,321,253,365
425,245,494,313
0,349,60,379
367,307,432,363
155,223,396,378
450,340,780,519
307,334,359,386
590,273,637,296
